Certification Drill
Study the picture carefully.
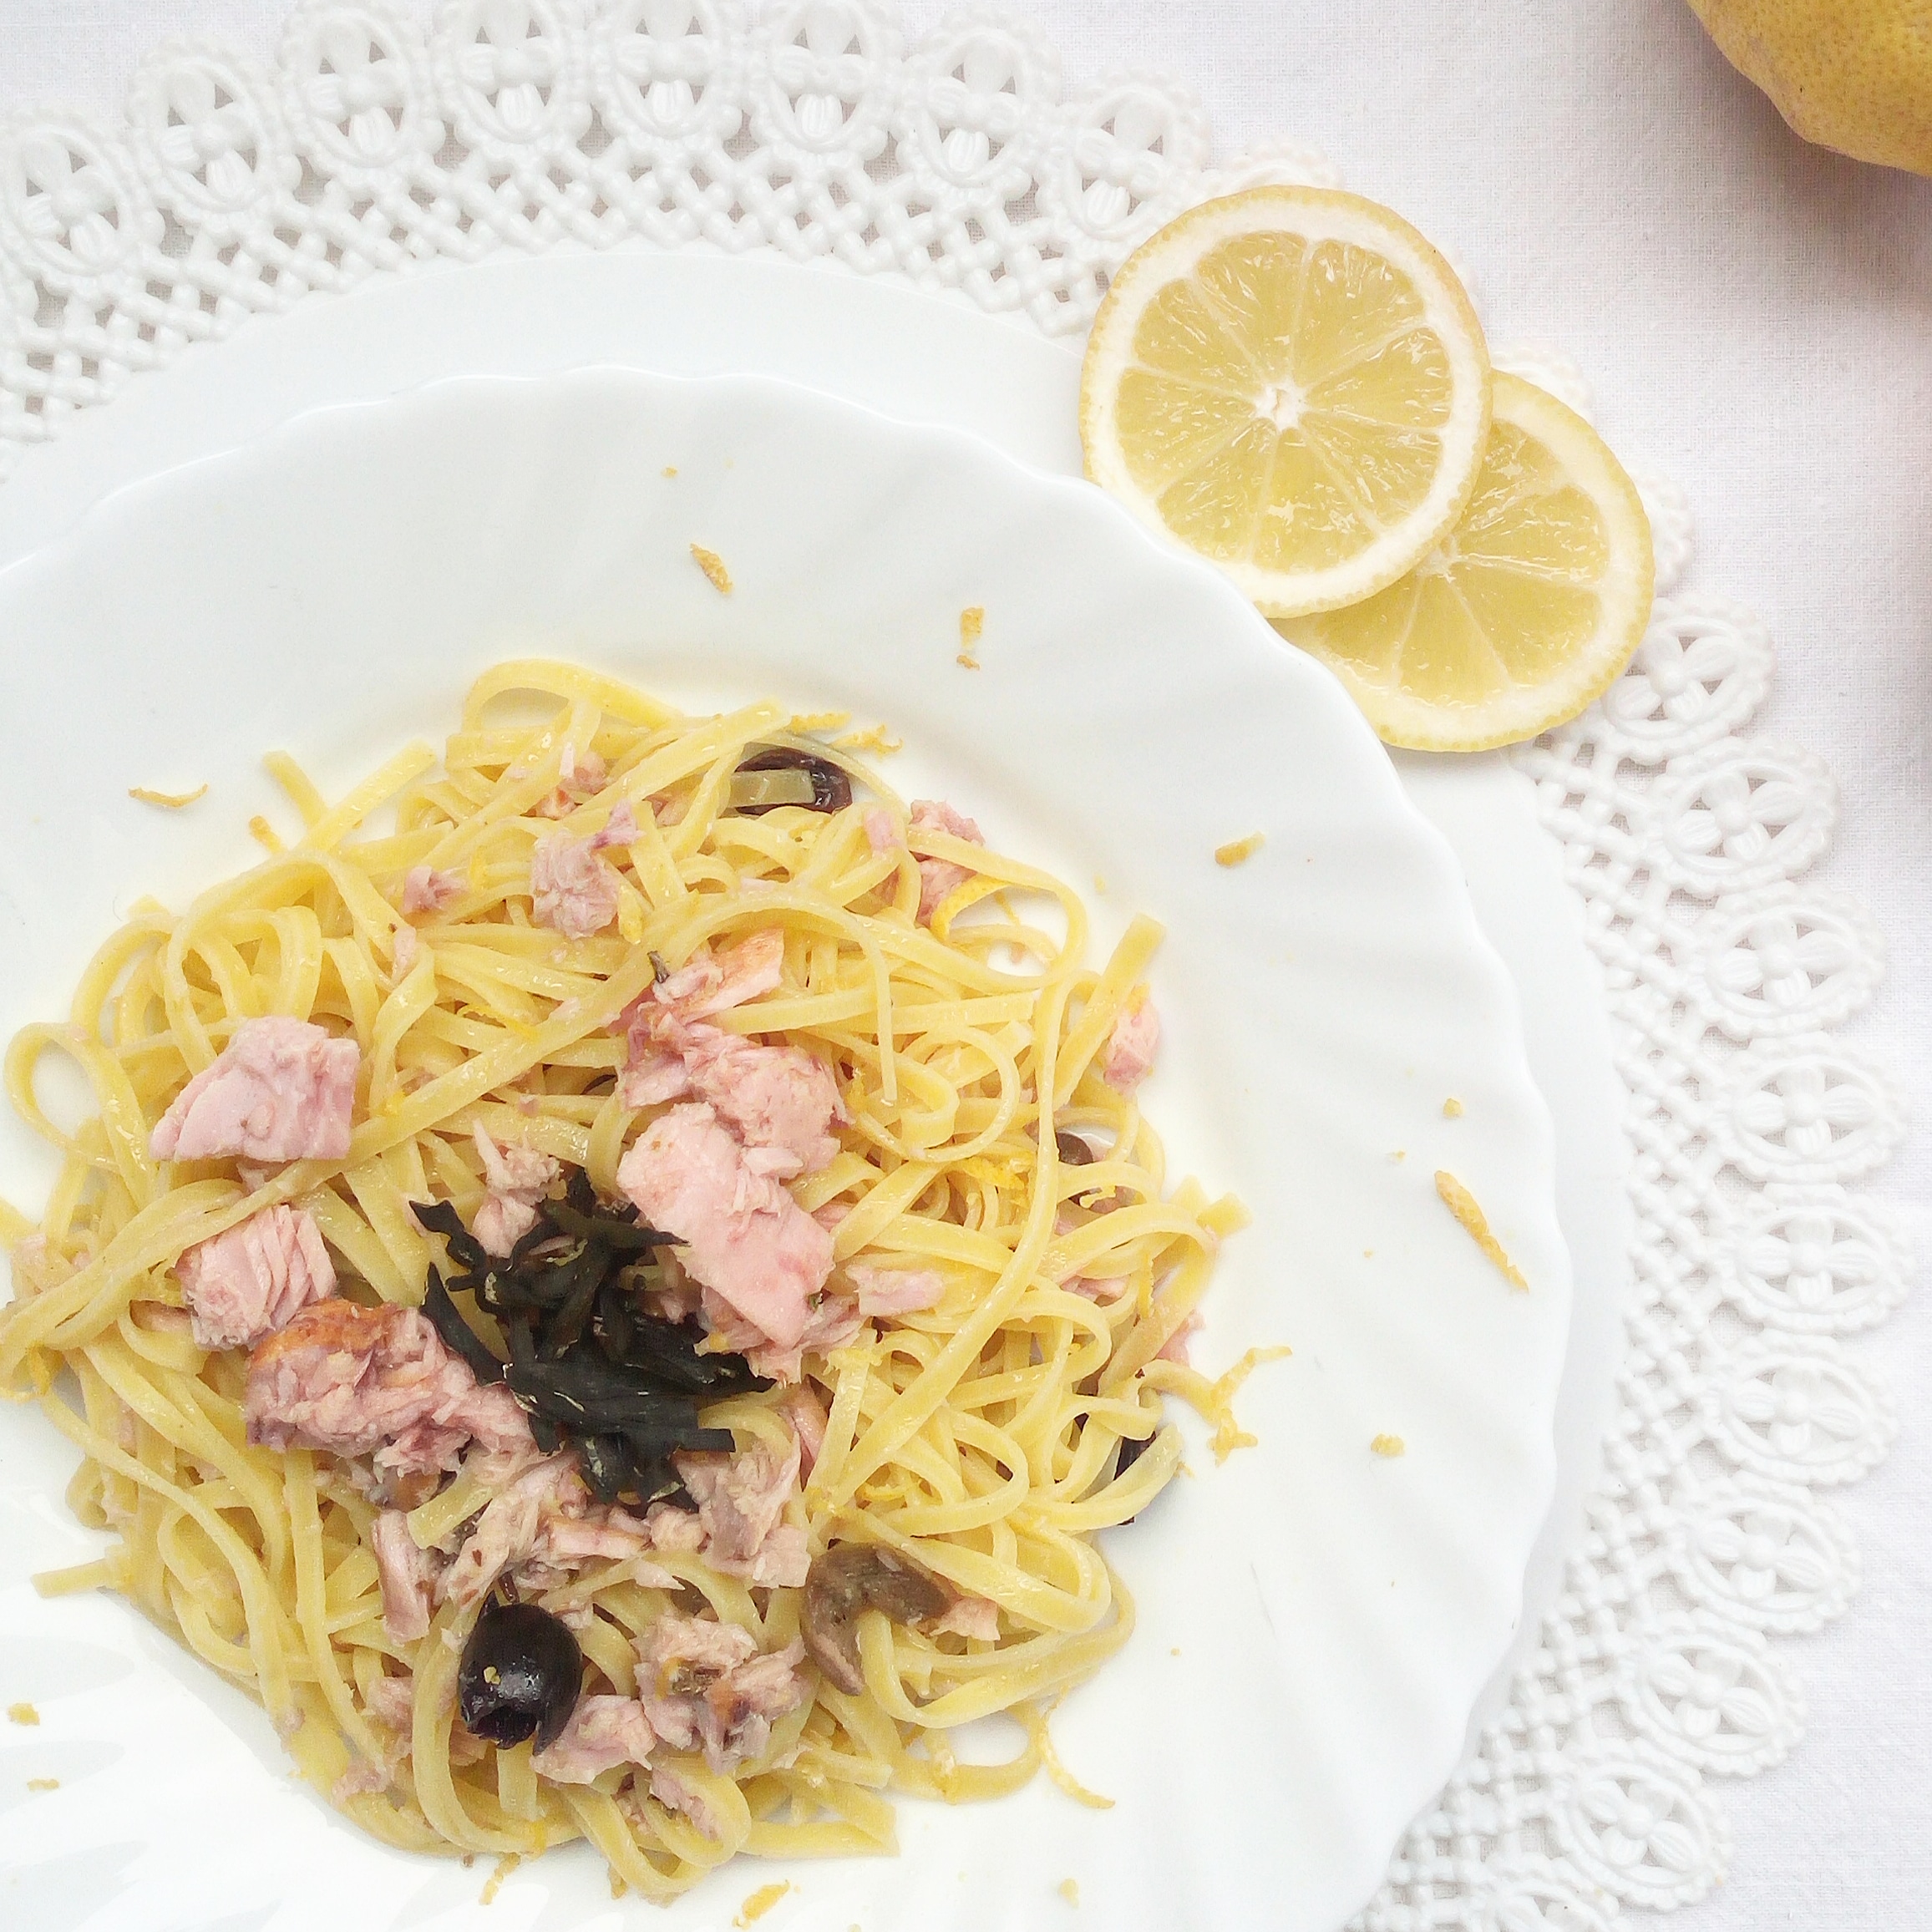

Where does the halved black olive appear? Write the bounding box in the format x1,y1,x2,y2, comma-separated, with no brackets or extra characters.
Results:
458,1599,582,1751
1053,1129,1118,1209
729,747,853,815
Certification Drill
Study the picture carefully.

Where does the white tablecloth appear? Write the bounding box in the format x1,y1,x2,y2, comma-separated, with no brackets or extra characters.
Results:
4,2,1928,1924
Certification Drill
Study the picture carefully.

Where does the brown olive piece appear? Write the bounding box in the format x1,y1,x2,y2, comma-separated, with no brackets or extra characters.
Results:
457,1599,582,1752
1054,1130,1095,1169
801,1544,951,1695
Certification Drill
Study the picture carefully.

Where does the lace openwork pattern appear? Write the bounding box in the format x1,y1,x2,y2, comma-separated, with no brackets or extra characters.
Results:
0,4,1906,1928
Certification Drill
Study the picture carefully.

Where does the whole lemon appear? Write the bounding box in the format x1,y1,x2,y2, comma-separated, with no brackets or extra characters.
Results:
1687,0,1932,174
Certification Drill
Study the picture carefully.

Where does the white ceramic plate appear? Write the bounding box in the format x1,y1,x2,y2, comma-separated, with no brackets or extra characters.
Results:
0,371,1569,1932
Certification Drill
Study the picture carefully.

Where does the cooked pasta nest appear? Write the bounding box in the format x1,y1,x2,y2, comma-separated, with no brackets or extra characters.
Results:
0,661,1275,1899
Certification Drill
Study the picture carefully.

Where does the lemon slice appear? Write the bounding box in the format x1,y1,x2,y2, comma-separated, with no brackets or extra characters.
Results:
1276,373,1656,752
1081,186,1492,619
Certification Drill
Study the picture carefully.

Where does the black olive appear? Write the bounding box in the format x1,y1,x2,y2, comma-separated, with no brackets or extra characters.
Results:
729,746,854,814
457,1600,582,1751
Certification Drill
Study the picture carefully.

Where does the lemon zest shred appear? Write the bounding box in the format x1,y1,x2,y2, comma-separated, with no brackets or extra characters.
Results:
690,544,733,595
1214,834,1264,867
735,1880,792,1925
128,783,208,809
1434,1169,1529,1290
479,1853,520,1904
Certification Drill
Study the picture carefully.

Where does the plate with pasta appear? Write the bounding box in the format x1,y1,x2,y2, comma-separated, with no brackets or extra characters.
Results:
0,371,1569,1932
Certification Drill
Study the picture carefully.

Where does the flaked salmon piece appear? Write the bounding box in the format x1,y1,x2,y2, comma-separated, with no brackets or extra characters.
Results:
534,743,609,819
589,800,638,849
909,799,984,925
675,1433,808,1586
778,1384,829,1478
151,1016,359,1164
844,1262,943,1317
648,1758,727,1838
645,1502,707,1554
365,1671,414,1731
931,1595,1001,1641
470,1123,560,1258
371,1508,440,1644
438,1453,583,1609
530,831,621,938
648,929,785,1019
616,1104,832,1355
622,1017,844,1180
636,1616,807,1774
1100,995,1160,1092
699,1285,864,1385
245,1299,532,1477
401,866,463,915
531,1694,657,1783
175,1204,336,1351
390,925,420,981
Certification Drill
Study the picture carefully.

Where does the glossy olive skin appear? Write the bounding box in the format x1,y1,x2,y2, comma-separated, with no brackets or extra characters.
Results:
732,746,853,814
457,1600,582,1751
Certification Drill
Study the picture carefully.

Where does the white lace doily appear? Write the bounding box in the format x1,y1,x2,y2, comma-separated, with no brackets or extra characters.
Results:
0,5,1908,1928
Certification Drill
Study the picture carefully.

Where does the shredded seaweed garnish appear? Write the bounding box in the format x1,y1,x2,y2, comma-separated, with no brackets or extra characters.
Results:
411,1173,767,1505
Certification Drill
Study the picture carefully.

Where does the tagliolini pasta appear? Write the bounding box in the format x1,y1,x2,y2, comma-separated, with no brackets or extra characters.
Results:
0,661,1266,1899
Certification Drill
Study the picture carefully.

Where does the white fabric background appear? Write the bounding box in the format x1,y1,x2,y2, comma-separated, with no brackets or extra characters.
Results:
3,2,1927,1925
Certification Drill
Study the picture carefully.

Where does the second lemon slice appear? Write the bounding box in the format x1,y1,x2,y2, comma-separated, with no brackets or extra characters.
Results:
1276,373,1656,751
1081,186,1492,618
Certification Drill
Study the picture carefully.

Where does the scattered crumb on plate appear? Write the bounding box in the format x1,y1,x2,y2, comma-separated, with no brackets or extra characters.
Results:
789,710,850,733
1058,1879,1082,1907
7,1702,39,1726
736,1881,792,1925
690,543,733,594
1443,1096,1464,1118
662,465,677,477
1214,833,1264,867
1371,1433,1406,1458
957,605,983,668
26,1777,58,1792
247,814,283,853
1389,1149,1406,1163
128,783,208,809
834,723,903,754
1434,1170,1529,1290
